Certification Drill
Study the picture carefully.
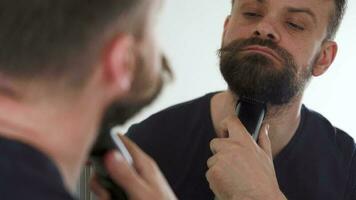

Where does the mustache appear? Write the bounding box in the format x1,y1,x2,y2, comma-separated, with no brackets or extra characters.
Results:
219,37,296,72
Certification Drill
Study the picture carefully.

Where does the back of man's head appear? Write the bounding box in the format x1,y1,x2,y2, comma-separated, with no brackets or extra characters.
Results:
0,0,147,94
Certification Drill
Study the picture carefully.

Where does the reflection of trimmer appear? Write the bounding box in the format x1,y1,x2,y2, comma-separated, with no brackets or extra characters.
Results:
90,124,132,200
235,97,266,140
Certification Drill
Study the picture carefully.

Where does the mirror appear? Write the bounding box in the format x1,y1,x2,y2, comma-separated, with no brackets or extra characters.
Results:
120,0,356,138
78,1,356,199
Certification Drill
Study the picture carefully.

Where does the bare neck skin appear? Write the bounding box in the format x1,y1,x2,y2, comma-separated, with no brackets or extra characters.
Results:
0,83,105,193
211,91,302,158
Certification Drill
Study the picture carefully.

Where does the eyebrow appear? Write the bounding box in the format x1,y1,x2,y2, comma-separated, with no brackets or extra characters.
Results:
242,0,318,25
287,7,317,25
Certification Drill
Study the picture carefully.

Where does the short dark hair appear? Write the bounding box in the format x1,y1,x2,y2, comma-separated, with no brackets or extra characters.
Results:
328,0,347,39
231,0,347,40
0,0,146,89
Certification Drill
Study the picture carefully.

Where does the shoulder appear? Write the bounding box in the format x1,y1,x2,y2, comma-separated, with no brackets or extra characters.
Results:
302,105,355,157
127,92,216,137
0,137,75,200
347,151,356,200
302,106,356,187
293,106,356,199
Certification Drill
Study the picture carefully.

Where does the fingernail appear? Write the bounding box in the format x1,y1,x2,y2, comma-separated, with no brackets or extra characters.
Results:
113,151,124,162
265,124,270,136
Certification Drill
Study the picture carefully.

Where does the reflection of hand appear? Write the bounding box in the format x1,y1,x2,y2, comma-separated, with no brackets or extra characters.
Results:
206,116,287,200
90,136,177,200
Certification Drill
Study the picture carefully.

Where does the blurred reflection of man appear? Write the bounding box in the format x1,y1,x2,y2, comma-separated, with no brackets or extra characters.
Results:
0,0,177,199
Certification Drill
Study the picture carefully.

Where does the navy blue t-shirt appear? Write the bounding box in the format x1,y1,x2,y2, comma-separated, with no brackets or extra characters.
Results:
127,93,356,200
0,137,75,200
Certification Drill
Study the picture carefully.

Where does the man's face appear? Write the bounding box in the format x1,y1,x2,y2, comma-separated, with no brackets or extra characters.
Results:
220,0,334,105
101,0,168,126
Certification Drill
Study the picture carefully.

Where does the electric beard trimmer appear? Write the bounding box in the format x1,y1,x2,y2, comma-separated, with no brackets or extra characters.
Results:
214,97,267,200
235,96,266,141
90,124,132,200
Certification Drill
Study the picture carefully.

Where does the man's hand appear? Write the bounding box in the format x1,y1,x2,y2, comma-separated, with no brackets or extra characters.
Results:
90,135,177,200
206,115,287,200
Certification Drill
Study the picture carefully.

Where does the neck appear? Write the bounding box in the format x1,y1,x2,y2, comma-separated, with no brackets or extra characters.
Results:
0,92,104,193
211,91,302,157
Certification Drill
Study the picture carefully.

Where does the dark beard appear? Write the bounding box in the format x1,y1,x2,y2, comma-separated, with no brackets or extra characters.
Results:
100,77,163,130
91,70,163,155
219,37,312,105
91,54,169,156
98,54,168,133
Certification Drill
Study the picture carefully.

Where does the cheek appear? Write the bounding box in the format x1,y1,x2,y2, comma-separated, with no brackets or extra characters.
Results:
146,40,161,83
223,21,253,46
138,35,162,93
284,39,319,71
141,35,160,76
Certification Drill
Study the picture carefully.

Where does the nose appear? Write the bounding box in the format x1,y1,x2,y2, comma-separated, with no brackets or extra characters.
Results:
253,20,280,42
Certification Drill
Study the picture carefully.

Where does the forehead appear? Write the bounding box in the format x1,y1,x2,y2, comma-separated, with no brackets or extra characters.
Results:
234,0,335,16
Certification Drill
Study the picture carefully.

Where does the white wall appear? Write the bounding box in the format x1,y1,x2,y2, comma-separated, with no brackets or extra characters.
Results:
119,0,356,139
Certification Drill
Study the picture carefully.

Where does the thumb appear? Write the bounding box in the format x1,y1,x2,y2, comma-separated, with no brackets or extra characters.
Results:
104,150,146,197
258,124,272,158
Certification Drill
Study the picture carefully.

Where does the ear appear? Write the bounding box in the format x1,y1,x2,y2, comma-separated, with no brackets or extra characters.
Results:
102,34,135,96
312,41,338,77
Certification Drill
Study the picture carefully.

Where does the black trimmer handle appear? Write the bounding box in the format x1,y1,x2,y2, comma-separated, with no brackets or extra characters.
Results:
235,97,266,141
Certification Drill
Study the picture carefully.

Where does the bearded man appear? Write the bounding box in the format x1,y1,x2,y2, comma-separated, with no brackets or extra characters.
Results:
126,0,356,199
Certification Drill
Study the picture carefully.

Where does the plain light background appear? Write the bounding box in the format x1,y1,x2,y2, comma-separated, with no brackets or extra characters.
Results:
118,0,356,139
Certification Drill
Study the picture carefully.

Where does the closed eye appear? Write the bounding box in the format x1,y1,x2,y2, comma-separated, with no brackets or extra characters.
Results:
243,12,262,18
287,22,305,31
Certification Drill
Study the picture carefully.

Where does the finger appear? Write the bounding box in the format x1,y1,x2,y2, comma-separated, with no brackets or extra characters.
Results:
119,135,159,181
104,150,147,197
207,155,218,168
221,115,250,141
209,138,233,154
257,124,272,158
209,138,220,154
119,135,152,167
119,136,176,199
89,174,110,200
205,166,223,198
